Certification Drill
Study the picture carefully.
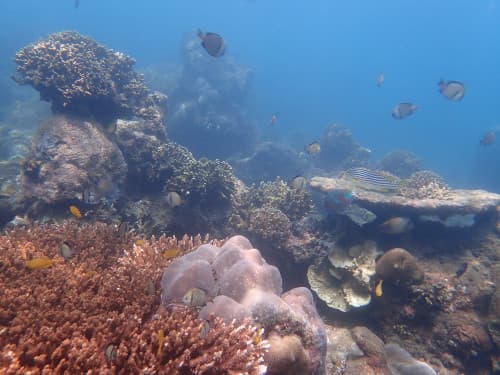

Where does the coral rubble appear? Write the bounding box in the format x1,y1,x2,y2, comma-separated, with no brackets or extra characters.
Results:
0,222,267,373
13,31,165,125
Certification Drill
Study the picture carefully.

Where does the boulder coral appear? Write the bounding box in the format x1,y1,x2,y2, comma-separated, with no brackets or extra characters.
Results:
375,247,424,284
20,115,127,205
161,235,327,374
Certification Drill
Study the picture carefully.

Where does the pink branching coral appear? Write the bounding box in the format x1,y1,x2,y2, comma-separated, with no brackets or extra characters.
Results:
0,222,266,373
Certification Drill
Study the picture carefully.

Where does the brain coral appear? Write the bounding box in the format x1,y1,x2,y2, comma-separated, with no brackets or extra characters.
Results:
161,235,327,374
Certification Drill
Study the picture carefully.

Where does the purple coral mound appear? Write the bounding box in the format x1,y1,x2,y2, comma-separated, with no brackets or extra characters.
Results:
161,235,327,374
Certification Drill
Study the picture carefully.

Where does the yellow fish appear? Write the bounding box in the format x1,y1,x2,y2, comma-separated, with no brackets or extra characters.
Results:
26,257,53,270
69,205,82,219
135,239,144,246
375,279,384,297
162,248,180,259
157,329,164,356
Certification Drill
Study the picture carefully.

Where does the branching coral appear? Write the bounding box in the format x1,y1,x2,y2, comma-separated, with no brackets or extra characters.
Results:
13,31,165,124
399,170,451,200
152,142,236,209
0,222,267,373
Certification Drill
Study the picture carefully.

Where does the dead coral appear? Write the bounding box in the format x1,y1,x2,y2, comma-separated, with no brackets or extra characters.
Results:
400,170,451,200
0,222,266,374
13,31,165,125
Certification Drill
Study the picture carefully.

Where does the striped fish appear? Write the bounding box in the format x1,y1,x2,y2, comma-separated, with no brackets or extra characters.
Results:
339,167,400,193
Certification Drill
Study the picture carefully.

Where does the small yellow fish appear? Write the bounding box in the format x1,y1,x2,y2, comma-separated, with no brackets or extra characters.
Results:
253,329,263,345
135,239,144,246
26,257,53,270
375,279,383,297
162,248,180,259
69,205,82,219
157,329,164,356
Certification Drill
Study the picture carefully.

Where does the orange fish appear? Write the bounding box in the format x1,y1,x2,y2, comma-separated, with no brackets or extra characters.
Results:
270,114,278,126
26,257,53,269
69,205,82,219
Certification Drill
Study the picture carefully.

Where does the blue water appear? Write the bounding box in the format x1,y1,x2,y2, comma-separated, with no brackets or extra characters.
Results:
1,0,500,191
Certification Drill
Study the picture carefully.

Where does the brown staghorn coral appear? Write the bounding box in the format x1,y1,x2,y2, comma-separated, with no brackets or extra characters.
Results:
0,222,267,374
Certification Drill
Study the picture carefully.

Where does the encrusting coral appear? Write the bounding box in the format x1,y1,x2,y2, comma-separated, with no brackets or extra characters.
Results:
0,222,267,373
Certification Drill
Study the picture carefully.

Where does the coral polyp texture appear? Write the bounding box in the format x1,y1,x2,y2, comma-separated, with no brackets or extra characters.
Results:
13,31,165,124
0,222,267,373
161,235,327,374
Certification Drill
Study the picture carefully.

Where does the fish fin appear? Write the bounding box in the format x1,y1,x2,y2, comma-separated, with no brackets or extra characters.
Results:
197,29,204,39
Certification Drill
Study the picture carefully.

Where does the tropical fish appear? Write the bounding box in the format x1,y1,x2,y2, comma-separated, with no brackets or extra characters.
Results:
200,320,210,338
339,167,400,193
69,205,82,219
60,242,74,260
182,287,207,307
166,191,183,208
305,141,321,155
162,247,180,259
376,72,384,87
105,345,117,363
270,114,278,126
375,279,383,297
118,221,129,236
157,329,164,356
324,190,354,212
197,29,225,57
480,131,496,146
438,79,465,101
380,217,413,234
392,103,418,119
135,239,144,246
26,257,53,269
288,175,308,190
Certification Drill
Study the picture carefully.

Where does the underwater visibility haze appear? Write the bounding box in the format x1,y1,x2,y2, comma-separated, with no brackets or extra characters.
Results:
1,1,500,374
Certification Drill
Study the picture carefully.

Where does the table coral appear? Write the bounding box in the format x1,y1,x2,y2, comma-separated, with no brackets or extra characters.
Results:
0,222,267,373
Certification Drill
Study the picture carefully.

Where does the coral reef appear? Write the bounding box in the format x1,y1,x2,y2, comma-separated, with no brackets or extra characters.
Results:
19,115,127,206
307,240,381,312
159,37,257,159
378,150,421,179
375,247,424,284
231,142,309,185
399,170,451,200
248,206,292,243
161,235,327,374
0,222,268,373
13,31,165,125
315,123,371,172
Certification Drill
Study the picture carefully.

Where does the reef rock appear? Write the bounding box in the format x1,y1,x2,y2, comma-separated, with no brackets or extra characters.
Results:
375,248,424,284
307,240,381,312
161,235,327,375
20,115,126,205
310,175,500,229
